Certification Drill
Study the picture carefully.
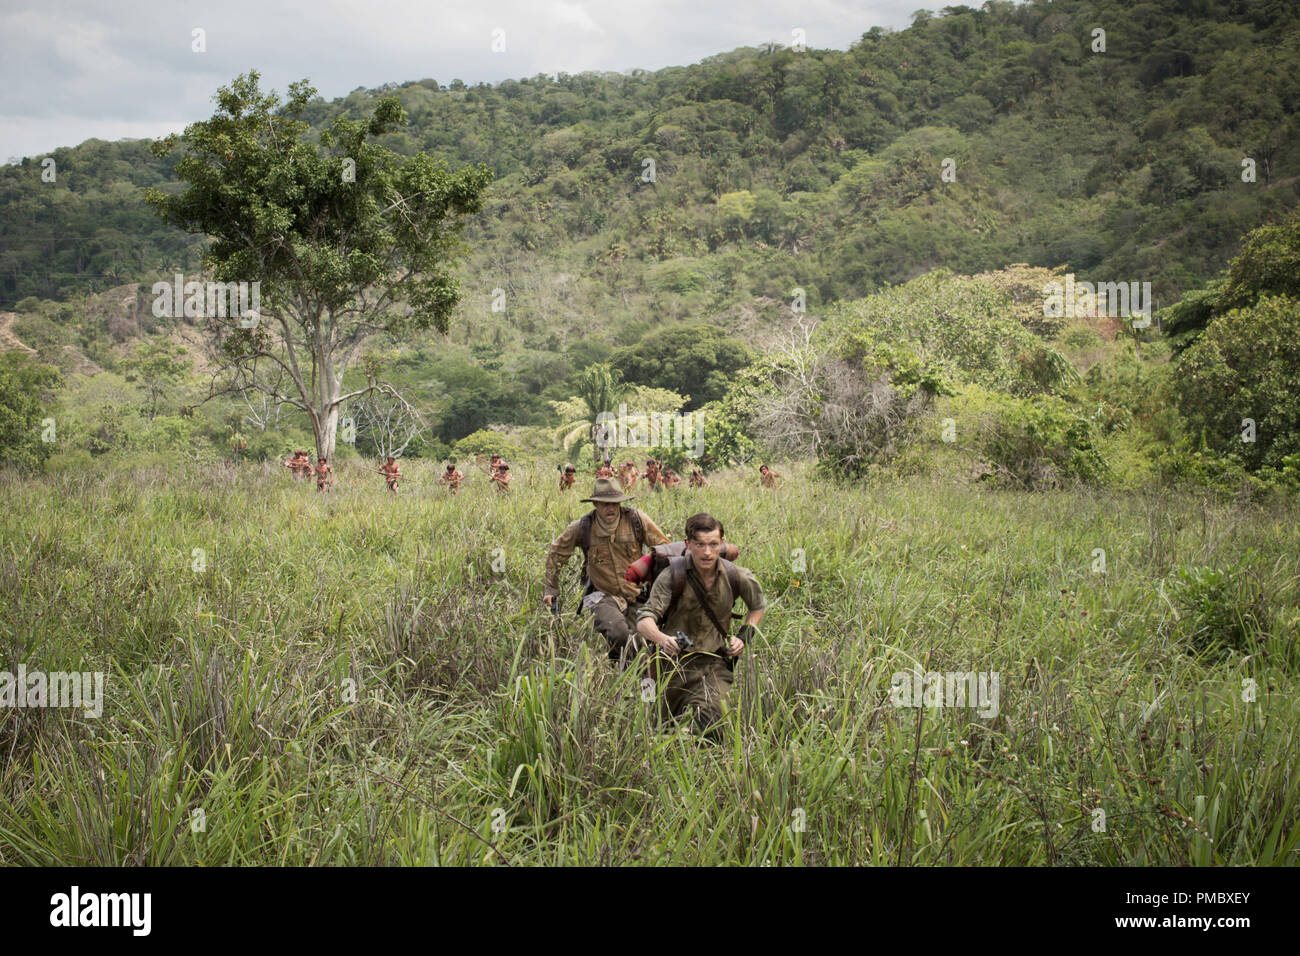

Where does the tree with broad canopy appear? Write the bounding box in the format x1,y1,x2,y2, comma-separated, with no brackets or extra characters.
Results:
146,71,493,462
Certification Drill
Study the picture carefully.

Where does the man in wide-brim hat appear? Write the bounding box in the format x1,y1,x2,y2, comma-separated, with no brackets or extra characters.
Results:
543,478,670,666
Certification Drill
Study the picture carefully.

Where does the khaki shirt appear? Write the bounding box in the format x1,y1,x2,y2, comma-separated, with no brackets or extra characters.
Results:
637,553,766,655
544,508,670,607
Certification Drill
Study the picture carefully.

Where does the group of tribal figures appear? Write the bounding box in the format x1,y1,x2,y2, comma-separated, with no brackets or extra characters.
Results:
543,477,766,743
282,452,512,494
284,450,780,498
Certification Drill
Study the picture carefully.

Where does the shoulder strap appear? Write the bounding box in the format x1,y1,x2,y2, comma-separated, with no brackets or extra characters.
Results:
662,555,689,626
661,556,739,637
684,568,732,643
720,558,744,619
577,511,594,582
580,508,646,584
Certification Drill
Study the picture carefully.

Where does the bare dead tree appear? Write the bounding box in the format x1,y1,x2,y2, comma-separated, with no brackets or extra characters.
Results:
236,369,290,432
750,316,934,473
347,384,432,459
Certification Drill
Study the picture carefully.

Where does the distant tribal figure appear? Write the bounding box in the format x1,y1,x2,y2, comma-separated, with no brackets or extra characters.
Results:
689,468,709,488
282,449,312,480
644,458,663,493
440,462,464,494
619,460,639,491
379,455,400,493
491,463,512,493
315,456,333,492
559,462,577,491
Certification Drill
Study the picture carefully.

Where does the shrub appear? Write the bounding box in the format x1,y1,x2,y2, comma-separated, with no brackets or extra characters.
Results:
451,428,524,464
1174,295,1300,471
748,333,942,479
0,353,62,472
945,385,1108,489
1171,561,1266,659
824,270,1070,395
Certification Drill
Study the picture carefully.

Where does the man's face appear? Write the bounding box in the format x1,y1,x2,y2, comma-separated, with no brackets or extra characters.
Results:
686,528,724,571
595,501,621,522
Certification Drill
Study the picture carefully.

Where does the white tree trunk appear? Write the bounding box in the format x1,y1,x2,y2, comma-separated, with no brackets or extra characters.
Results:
312,333,344,463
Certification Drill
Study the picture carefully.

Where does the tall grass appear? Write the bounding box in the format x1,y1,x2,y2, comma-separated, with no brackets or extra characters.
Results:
0,460,1296,864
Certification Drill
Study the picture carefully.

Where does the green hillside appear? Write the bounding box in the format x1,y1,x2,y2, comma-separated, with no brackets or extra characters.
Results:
1,0,1298,472
5,0,1299,319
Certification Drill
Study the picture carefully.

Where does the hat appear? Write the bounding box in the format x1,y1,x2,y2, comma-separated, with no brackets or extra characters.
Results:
581,477,633,503
564,462,575,472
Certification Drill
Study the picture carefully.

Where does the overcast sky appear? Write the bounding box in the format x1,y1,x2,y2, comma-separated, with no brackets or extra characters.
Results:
0,0,925,163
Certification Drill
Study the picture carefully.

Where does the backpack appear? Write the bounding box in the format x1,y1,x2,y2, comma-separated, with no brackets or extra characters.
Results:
577,507,645,586
647,541,686,582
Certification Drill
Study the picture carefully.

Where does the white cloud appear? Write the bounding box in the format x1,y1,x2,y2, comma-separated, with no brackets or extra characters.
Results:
551,1,606,35
0,0,921,159
0,116,190,164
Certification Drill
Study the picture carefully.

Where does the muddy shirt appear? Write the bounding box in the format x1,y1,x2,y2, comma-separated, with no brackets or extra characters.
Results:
637,553,765,656
544,508,670,607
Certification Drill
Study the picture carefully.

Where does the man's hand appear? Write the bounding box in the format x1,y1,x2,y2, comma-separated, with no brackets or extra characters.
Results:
727,637,745,657
543,594,555,609
653,631,680,655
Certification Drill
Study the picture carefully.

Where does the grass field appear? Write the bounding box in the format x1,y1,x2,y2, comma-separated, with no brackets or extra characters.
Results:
1,459,1297,865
